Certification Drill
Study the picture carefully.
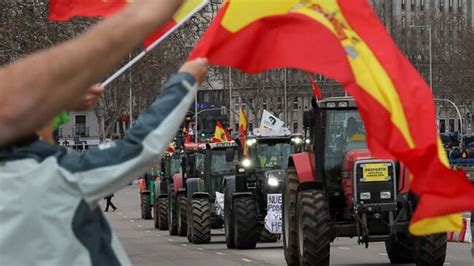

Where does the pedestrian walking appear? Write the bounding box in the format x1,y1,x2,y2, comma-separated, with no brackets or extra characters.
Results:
104,194,117,212
0,58,207,265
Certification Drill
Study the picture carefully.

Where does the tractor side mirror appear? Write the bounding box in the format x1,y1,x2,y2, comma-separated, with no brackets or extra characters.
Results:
225,148,234,162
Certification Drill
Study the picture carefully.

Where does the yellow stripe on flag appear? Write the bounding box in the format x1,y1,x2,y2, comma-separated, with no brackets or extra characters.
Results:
173,0,207,22
409,213,463,236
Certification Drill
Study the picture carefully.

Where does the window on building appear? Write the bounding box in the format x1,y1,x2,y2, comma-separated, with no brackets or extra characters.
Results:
262,98,267,110
75,115,86,137
293,97,299,110
439,119,446,133
411,0,415,10
277,97,283,110
249,123,254,132
449,0,453,11
402,0,406,10
440,0,444,9
420,0,425,10
458,0,463,10
449,118,455,132
293,122,299,133
402,16,407,30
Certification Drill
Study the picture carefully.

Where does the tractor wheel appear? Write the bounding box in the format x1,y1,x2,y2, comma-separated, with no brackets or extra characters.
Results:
224,179,236,248
233,196,258,249
297,189,331,266
413,233,447,266
385,234,414,264
259,228,280,243
190,197,211,244
168,192,178,235
141,193,152,220
177,194,187,236
157,197,169,230
283,167,299,266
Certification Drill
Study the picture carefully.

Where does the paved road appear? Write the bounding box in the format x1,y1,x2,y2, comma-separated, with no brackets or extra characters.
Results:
102,185,473,266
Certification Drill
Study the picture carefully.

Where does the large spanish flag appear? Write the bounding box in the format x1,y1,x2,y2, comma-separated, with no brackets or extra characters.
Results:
189,0,474,235
49,0,207,48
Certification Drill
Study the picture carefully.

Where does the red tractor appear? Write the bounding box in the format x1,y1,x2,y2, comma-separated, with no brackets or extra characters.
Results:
283,97,447,266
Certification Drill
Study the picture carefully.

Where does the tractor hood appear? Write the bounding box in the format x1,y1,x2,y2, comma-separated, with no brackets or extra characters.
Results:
342,149,372,173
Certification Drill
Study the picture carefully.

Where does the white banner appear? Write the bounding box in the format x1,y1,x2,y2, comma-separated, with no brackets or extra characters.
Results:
259,110,284,136
265,193,283,234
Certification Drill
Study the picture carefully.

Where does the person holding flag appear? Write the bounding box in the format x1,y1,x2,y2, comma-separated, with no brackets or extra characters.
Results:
0,0,183,146
0,58,208,265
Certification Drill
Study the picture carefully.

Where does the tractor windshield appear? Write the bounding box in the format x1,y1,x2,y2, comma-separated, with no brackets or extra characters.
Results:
252,142,292,170
170,158,181,174
324,110,367,187
211,150,236,173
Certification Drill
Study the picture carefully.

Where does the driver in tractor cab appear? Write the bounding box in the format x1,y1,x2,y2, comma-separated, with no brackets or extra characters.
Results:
259,146,278,168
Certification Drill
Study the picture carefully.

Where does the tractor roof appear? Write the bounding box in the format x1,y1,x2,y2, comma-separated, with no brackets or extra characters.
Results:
184,141,237,152
318,96,357,109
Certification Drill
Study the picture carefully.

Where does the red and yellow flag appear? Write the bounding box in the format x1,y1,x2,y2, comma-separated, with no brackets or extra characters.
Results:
49,0,207,48
211,120,232,143
189,0,474,235
238,103,249,156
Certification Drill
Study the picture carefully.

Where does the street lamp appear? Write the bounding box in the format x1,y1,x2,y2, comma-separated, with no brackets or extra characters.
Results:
409,24,433,91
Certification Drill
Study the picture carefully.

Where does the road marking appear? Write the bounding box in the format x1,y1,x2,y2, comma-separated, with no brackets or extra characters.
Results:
130,220,134,223
378,253,388,256
168,239,174,242
118,212,122,215
124,216,128,218
156,235,161,237
197,248,205,251
146,230,151,233
216,252,225,255
444,263,452,265
337,247,351,250
241,258,252,263
182,244,188,247
137,225,142,228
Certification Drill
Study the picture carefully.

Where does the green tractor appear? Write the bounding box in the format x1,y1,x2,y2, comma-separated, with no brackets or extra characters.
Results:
176,141,238,244
153,152,182,230
138,169,157,220
223,132,304,249
283,97,447,265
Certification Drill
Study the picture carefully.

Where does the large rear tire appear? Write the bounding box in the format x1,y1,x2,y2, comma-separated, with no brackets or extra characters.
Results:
154,197,159,229
233,196,258,249
297,189,330,266
283,168,299,266
141,193,152,220
157,197,169,230
190,197,211,244
224,180,236,249
413,233,447,266
385,234,414,264
177,194,187,237
168,192,178,235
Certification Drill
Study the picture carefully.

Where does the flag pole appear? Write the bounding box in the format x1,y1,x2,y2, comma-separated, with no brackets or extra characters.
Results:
128,53,133,127
228,67,233,128
101,0,209,87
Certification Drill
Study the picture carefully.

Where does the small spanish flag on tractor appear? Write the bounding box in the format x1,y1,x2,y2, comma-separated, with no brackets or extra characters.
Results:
211,120,232,143
238,103,249,156
189,0,474,235
49,0,207,48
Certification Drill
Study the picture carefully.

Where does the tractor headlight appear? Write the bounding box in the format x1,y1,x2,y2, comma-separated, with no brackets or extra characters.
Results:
380,191,391,199
238,168,245,173
242,158,252,168
246,138,257,146
360,192,371,200
267,176,279,187
292,137,303,144
305,138,311,144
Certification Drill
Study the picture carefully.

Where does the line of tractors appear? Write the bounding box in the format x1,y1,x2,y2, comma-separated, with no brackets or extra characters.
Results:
137,97,459,266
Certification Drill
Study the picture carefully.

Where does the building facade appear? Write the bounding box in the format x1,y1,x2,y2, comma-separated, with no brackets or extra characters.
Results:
57,111,101,151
